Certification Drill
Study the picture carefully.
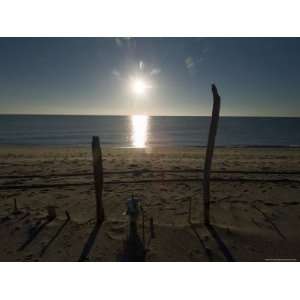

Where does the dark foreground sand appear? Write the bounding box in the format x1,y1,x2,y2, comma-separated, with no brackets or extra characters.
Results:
0,146,300,261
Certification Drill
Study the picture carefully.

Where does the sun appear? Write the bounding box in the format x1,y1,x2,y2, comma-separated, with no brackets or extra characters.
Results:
131,78,150,96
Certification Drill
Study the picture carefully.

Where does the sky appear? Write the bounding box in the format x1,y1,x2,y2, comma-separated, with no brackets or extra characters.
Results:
0,37,299,117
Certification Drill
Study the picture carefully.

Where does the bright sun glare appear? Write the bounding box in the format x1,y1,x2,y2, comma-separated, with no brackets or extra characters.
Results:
131,115,149,148
131,78,150,96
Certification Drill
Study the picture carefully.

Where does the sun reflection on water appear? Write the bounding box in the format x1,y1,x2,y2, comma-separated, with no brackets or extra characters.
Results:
131,115,149,148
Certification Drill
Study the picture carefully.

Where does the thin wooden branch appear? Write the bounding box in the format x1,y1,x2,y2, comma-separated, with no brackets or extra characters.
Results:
188,197,192,224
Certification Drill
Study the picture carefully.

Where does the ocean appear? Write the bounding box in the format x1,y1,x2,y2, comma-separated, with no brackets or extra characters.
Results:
0,115,299,148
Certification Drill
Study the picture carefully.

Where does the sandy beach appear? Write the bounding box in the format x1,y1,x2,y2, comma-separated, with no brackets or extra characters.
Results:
0,146,300,261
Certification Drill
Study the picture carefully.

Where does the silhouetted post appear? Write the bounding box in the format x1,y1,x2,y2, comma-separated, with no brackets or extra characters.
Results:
47,206,56,221
13,198,19,214
92,136,105,225
188,198,192,224
141,206,145,244
150,217,155,238
203,84,221,225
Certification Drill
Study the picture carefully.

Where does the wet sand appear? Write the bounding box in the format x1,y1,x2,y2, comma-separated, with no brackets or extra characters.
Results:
0,146,300,261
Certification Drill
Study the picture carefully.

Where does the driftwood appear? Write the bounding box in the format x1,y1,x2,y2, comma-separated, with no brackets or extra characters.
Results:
13,198,20,214
92,136,105,225
47,206,56,221
188,198,192,224
150,217,155,239
203,84,221,225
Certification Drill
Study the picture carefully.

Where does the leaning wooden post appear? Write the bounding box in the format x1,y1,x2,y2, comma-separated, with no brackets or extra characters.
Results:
203,84,221,225
92,136,105,225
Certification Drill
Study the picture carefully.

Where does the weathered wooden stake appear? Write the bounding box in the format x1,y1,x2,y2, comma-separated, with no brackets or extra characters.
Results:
188,197,192,224
47,206,56,221
203,84,221,225
13,198,19,214
150,217,155,238
92,136,105,225
141,206,145,244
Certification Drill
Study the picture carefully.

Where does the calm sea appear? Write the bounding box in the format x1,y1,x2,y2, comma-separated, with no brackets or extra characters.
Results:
0,115,299,148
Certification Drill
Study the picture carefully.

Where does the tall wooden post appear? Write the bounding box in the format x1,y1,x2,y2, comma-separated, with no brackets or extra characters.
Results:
203,84,221,225
92,136,105,225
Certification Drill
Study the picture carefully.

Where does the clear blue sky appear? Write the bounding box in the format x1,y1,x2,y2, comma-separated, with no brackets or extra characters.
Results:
0,37,299,116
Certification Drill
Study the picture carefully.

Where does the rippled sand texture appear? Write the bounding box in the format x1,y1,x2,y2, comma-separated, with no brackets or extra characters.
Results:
0,146,300,261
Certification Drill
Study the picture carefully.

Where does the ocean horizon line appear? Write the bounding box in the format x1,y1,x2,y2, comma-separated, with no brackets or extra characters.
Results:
0,113,300,118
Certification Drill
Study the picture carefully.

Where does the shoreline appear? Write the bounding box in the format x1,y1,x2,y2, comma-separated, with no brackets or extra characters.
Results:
1,144,300,149
1,113,300,118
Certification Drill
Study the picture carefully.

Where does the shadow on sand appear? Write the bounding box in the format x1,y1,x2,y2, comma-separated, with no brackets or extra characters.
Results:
39,215,70,257
78,223,101,261
119,230,145,262
190,224,214,261
206,224,235,261
18,218,53,252
0,210,30,224
190,223,235,262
